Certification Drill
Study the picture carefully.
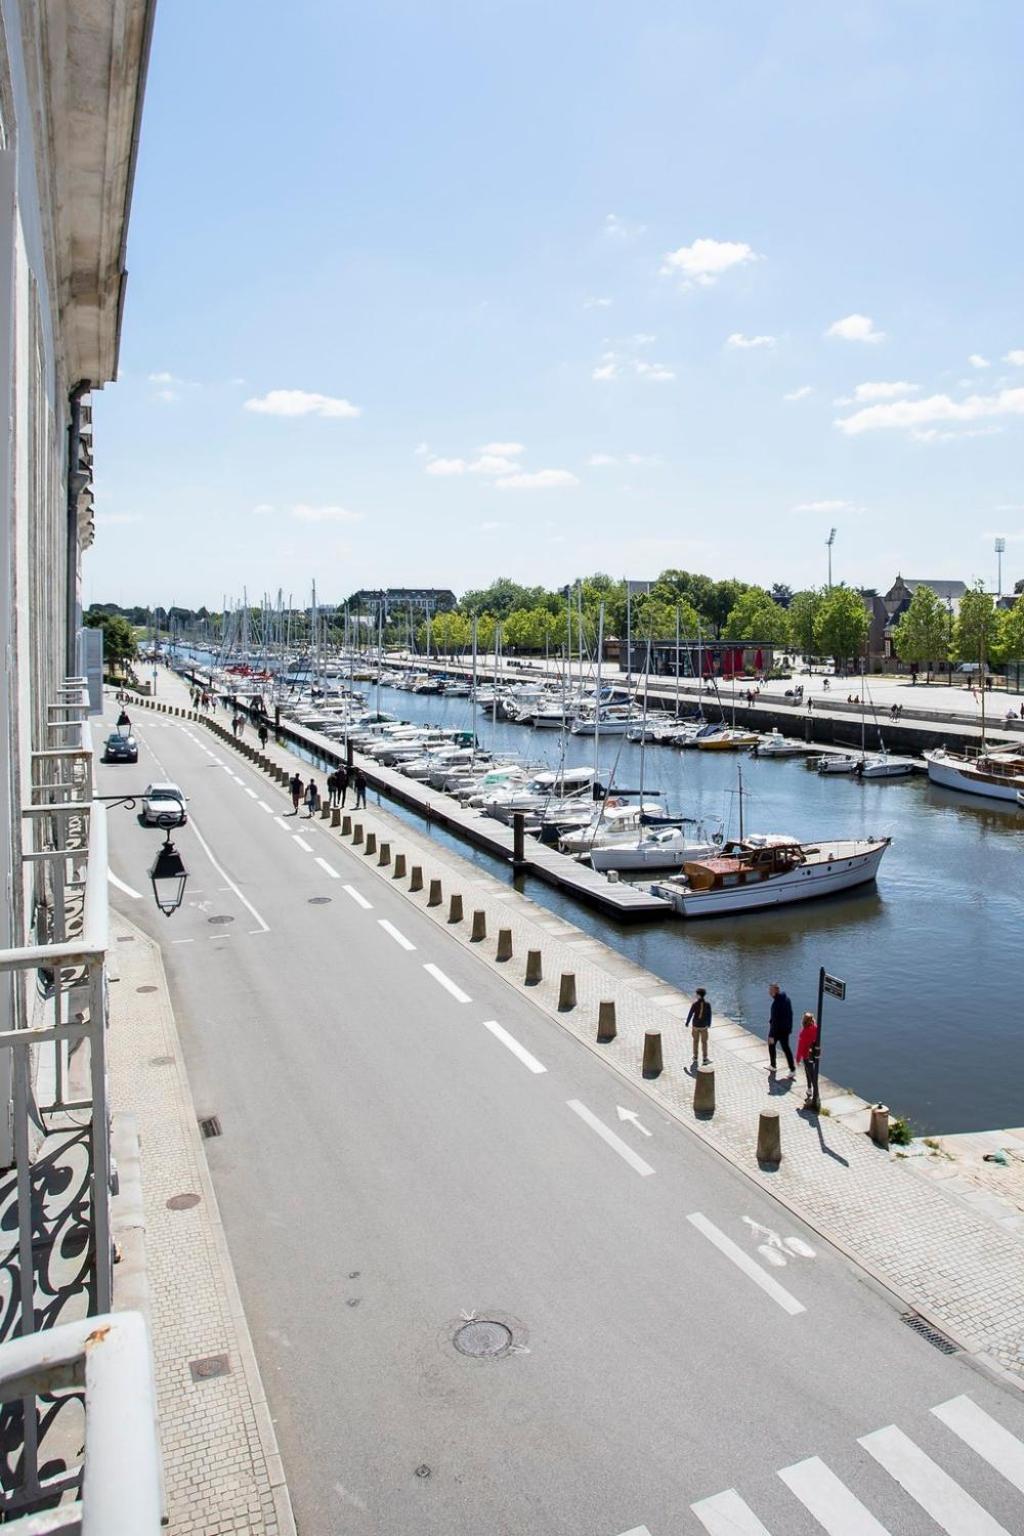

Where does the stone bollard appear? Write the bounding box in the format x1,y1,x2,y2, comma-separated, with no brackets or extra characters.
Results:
353,823,364,846
694,1064,716,1118
341,814,352,835
448,892,463,923
321,801,331,820
364,832,377,857
642,1031,663,1078
524,949,542,986
757,1108,782,1165
427,878,443,907
869,1104,890,1148
557,973,577,1011
393,853,407,879
470,909,486,942
495,928,513,962
596,999,617,1043
410,864,424,892
378,841,391,867
331,807,341,827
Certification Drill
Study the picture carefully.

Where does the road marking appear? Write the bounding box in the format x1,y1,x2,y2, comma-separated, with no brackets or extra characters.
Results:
171,938,194,945
293,836,313,852
315,857,340,879
108,869,142,899
274,817,292,831
378,919,415,950
221,764,234,773
231,774,243,784
566,1100,654,1177
423,964,471,1003
859,1424,1012,1535
779,1456,891,1534
614,1529,652,1536
686,1214,805,1315
932,1396,1024,1494
692,1489,772,1535
482,1019,546,1074
258,801,273,814
343,885,373,910
186,814,271,934
244,787,258,798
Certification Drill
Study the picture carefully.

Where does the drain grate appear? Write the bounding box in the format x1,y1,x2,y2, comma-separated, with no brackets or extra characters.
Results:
199,1116,222,1139
453,1320,513,1358
207,915,234,925
901,1312,957,1354
189,1353,230,1383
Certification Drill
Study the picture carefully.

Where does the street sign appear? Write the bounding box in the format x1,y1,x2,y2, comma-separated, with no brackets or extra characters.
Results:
823,974,846,1000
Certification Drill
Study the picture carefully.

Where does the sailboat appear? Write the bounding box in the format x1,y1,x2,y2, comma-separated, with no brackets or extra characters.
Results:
923,634,1024,801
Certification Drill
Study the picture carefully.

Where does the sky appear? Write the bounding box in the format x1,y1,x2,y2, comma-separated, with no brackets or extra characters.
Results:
88,0,1024,610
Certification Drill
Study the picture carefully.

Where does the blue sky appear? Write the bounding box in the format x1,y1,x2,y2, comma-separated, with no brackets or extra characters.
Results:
89,0,1024,609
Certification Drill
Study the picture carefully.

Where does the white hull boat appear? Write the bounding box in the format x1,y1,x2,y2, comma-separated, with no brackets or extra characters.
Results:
754,731,803,758
589,825,722,872
817,754,860,775
924,747,1024,803
859,752,915,779
649,833,891,917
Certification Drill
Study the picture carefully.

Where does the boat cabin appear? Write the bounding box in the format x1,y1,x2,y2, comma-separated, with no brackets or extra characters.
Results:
682,840,807,890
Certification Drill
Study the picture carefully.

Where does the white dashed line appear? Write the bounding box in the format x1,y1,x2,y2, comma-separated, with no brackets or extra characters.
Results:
343,885,373,910
482,1020,546,1074
171,938,194,945
687,1213,804,1315
567,1100,655,1178
258,801,273,814
423,964,470,1003
274,817,292,831
293,836,313,853
378,919,415,951
315,857,340,879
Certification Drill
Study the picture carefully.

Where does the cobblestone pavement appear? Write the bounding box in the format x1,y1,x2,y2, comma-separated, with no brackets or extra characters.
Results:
107,911,296,1536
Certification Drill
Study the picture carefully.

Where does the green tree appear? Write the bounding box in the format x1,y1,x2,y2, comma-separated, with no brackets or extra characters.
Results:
892,585,949,681
813,587,869,667
953,582,997,667
84,611,137,670
787,589,823,655
770,583,793,609
998,598,1024,666
721,588,790,644
631,594,701,639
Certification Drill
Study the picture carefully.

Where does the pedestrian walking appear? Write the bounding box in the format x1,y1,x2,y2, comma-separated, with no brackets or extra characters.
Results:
354,767,366,809
304,778,319,817
289,773,303,815
337,763,349,807
686,987,712,1067
258,723,269,749
767,982,795,1074
796,1011,819,1102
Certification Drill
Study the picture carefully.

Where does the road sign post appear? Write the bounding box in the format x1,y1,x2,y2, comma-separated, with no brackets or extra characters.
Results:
808,967,846,1113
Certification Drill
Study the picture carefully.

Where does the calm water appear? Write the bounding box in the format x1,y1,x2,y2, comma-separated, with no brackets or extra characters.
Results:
340,684,1024,1136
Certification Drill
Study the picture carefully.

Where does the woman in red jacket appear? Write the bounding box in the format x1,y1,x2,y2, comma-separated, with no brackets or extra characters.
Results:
796,1012,819,1101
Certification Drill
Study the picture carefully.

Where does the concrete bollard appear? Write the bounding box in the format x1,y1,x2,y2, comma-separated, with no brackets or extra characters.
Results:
524,949,542,985
321,801,331,819
378,841,391,867
694,1064,716,1117
642,1031,663,1078
331,807,341,828
393,852,407,879
341,814,352,835
353,823,364,846
495,927,513,962
757,1108,782,1165
470,909,486,942
364,832,377,857
427,878,443,907
410,864,424,892
448,892,463,923
869,1104,890,1148
557,973,577,1011
596,999,617,1043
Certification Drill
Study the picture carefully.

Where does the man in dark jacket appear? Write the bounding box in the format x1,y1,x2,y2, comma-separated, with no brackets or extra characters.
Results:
767,982,795,1073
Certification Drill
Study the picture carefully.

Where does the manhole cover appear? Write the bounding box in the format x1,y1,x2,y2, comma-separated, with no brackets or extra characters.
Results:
189,1353,230,1383
207,915,234,925
150,1055,174,1067
453,1320,513,1358
166,1193,201,1211
308,896,332,904
136,985,157,994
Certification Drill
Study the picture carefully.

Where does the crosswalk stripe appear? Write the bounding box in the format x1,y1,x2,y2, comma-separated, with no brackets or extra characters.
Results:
779,1456,891,1534
859,1424,1012,1536
692,1488,773,1534
932,1395,1024,1496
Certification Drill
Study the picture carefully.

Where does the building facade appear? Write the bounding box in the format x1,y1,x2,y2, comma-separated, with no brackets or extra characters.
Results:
862,576,966,672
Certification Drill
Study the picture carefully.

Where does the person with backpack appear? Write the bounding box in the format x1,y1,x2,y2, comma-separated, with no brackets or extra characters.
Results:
289,773,303,815
686,987,712,1067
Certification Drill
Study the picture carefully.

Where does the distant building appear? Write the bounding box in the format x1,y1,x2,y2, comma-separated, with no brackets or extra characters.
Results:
864,576,967,671
628,637,777,679
349,588,456,618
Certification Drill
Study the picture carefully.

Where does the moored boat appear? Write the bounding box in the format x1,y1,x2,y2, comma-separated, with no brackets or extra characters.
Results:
924,746,1024,802
648,832,891,917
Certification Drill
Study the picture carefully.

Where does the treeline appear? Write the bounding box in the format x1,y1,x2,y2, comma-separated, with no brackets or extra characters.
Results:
891,583,1024,673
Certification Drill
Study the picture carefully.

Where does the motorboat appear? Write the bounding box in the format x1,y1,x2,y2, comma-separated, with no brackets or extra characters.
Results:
924,746,1024,803
570,706,646,736
697,728,760,751
649,832,891,917
557,801,669,856
589,822,724,873
858,748,915,779
817,753,860,775
753,730,803,758
482,766,596,821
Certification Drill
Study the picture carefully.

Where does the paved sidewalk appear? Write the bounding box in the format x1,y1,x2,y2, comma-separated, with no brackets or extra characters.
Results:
107,909,296,1536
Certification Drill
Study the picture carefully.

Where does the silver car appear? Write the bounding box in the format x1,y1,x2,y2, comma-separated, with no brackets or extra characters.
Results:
141,781,187,826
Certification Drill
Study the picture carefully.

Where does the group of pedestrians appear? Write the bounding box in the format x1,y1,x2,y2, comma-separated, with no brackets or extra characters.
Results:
685,980,820,1104
288,767,366,817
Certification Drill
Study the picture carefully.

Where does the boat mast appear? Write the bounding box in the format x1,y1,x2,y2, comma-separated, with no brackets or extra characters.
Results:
594,602,605,788
738,761,745,841
675,604,681,719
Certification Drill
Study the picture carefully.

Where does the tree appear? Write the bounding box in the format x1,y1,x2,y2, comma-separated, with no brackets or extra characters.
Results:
813,587,869,668
770,583,793,609
84,611,137,671
630,594,700,640
787,589,823,655
953,582,997,667
892,584,949,681
721,588,790,645
998,598,1024,669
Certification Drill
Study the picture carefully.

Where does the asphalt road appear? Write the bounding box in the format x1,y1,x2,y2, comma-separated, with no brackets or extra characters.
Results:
97,704,1024,1536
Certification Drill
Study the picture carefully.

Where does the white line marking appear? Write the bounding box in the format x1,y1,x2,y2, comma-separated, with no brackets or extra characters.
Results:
779,1456,891,1534
686,1213,805,1315
244,787,258,798
293,836,313,852
692,1489,773,1535
343,885,373,910
378,919,415,951
221,765,233,774
186,815,271,934
315,857,340,879
423,964,471,1003
108,869,142,899
258,801,273,814
482,1019,546,1074
859,1424,1012,1535
932,1396,1024,1494
614,1529,653,1536
274,817,292,831
171,938,194,945
231,774,243,784
566,1100,655,1177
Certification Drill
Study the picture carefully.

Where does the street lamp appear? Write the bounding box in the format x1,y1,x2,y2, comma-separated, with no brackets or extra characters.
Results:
995,536,1006,599
826,528,837,590
149,825,189,916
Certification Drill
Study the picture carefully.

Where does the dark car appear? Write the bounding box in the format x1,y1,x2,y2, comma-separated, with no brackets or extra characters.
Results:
103,731,138,764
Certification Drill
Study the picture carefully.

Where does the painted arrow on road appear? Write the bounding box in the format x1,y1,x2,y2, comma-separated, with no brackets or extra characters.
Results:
616,1106,652,1137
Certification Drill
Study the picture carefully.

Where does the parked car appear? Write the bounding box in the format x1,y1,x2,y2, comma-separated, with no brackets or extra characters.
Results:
103,731,138,764
141,782,187,826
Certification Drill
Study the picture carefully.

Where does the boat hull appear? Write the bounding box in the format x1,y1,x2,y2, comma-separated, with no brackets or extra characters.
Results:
924,751,1024,802
651,842,888,917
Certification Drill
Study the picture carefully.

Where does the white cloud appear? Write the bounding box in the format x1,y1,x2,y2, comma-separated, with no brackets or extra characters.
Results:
252,503,274,516
95,512,142,526
627,452,661,465
424,451,521,476
244,389,361,419
826,313,884,343
910,425,1005,444
836,386,1024,436
604,213,645,241
479,520,509,532
632,332,656,346
969,354,991,369
634,360,675,381
424,457,468,476
584,296,613,309
784,386,813,401
478,441,524,456
592,359,619,382
495,469,579,491
850,380,918,402
469,454,520,475
148,371,179,384
588,453,617,466
413,441,430,456
726,332,776,350
660,237,760,287
155,389,179,403
290,504,364,523
1005,349,1024,366
792,499,855,514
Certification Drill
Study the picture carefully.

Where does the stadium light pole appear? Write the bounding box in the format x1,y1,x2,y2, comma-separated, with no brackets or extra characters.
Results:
995,536,1006,599
826,527,837,590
